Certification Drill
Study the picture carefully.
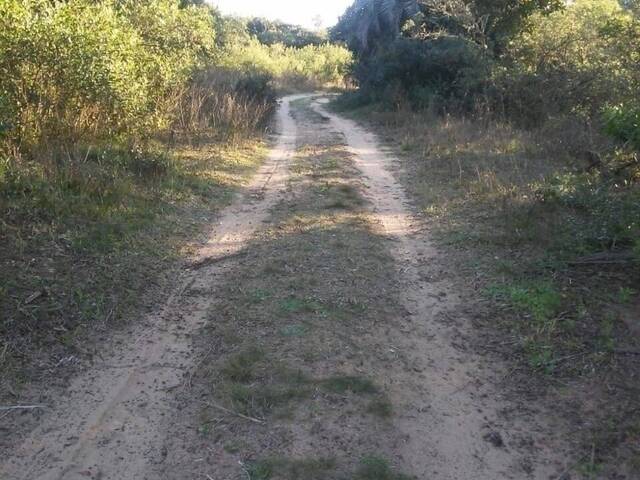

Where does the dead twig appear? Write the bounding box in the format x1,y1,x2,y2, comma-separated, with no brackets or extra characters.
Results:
0,404,46,412
614,350,640,356
189,251,248,270
207,402,264,424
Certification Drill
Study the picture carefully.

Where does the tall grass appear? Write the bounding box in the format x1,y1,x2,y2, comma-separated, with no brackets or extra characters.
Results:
172,69,276,140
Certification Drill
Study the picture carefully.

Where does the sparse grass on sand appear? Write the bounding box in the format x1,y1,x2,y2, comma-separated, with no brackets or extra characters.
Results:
0,135,267,399
333,102,640,477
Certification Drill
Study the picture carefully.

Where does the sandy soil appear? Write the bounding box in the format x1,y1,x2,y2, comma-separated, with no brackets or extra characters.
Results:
0,95,303,480
311,99,564,479
1,94,569,479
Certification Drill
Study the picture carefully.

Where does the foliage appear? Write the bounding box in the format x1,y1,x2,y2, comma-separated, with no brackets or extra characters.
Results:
0,0,352,157
353,36,489,110
218,38,353,89
336,0,640,153
604,104,640,150
0,0,216,152
332,0,420,53
332,0,562,111
499,0,640,125
332,0,562,54
247,18,326,48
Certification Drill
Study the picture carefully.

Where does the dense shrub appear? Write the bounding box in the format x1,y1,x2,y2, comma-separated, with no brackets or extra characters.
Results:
353,36,489,110
0,0,216,154
0,0,353,159
218,39,353,90
336,0,640,150
604,104,640,150
247,18,326,48
498,0,640,126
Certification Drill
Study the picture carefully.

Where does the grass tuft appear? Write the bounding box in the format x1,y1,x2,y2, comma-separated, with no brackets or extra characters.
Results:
221,347,265,383
320,375,379,395
247,457,336,480
355,455,413,480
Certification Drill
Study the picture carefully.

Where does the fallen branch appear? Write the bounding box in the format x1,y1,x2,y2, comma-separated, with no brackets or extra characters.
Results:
207,402,264,424
614,350,640,356
0,404,46,412
189,251,248,270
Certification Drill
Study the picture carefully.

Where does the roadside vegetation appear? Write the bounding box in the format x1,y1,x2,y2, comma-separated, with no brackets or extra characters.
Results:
0,0,351,399
332,0,639,475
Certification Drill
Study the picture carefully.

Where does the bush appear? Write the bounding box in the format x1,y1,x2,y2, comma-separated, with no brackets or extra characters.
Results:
604,104,640,150
173,69,277,138
0,0,216,155
218,37,353,90
499,0,640,126
353,36,489,111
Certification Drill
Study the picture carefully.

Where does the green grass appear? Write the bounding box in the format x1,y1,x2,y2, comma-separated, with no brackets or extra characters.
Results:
355,455,413,480
221,347,265,383
247,457,336,480
320,375,378,395
486,280,562,324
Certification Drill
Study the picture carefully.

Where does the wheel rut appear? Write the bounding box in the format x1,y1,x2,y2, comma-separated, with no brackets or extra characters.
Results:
1,95,304,480
2,94,566,480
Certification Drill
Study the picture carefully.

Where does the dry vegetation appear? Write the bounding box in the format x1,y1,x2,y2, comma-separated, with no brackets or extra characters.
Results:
0,0,352,403
337,104,640,476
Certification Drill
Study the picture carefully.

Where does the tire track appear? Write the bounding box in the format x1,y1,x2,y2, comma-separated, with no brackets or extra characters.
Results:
1,95,304,480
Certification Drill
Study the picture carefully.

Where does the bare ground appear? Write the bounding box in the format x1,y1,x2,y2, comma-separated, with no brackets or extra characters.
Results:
1,95,573,479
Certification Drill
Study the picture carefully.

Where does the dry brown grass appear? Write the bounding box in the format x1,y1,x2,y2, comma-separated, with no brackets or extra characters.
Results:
337,103,640,477
172,70,275,140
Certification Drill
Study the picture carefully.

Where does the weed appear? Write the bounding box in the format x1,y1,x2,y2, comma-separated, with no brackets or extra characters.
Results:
221,347,264,383
247,457,336,480
355,455,413,480
280,297,325,314
320,375,378,395
197,423,212,437
596,314,616,352
367,397,394,418
524,340,555,373
324,183,364,210
487,280,561,325
230,383,310,418
617,287,635,304
576,458,604,478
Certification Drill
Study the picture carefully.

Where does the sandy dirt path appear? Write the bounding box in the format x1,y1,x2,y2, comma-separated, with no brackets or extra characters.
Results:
2,94,566,480
311,99,562,479
0,95,303,480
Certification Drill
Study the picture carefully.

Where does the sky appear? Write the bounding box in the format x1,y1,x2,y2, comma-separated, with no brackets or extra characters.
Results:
209,0,353,29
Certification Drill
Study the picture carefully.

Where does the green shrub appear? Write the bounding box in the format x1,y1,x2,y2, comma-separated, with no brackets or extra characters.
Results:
500,0,640,126
604,103,640,149
0,0,216,153
353,37,489,111
538,172,640,251
218,37,353,90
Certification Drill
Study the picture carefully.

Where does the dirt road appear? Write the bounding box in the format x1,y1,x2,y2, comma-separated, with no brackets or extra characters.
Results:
1,94,565,479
